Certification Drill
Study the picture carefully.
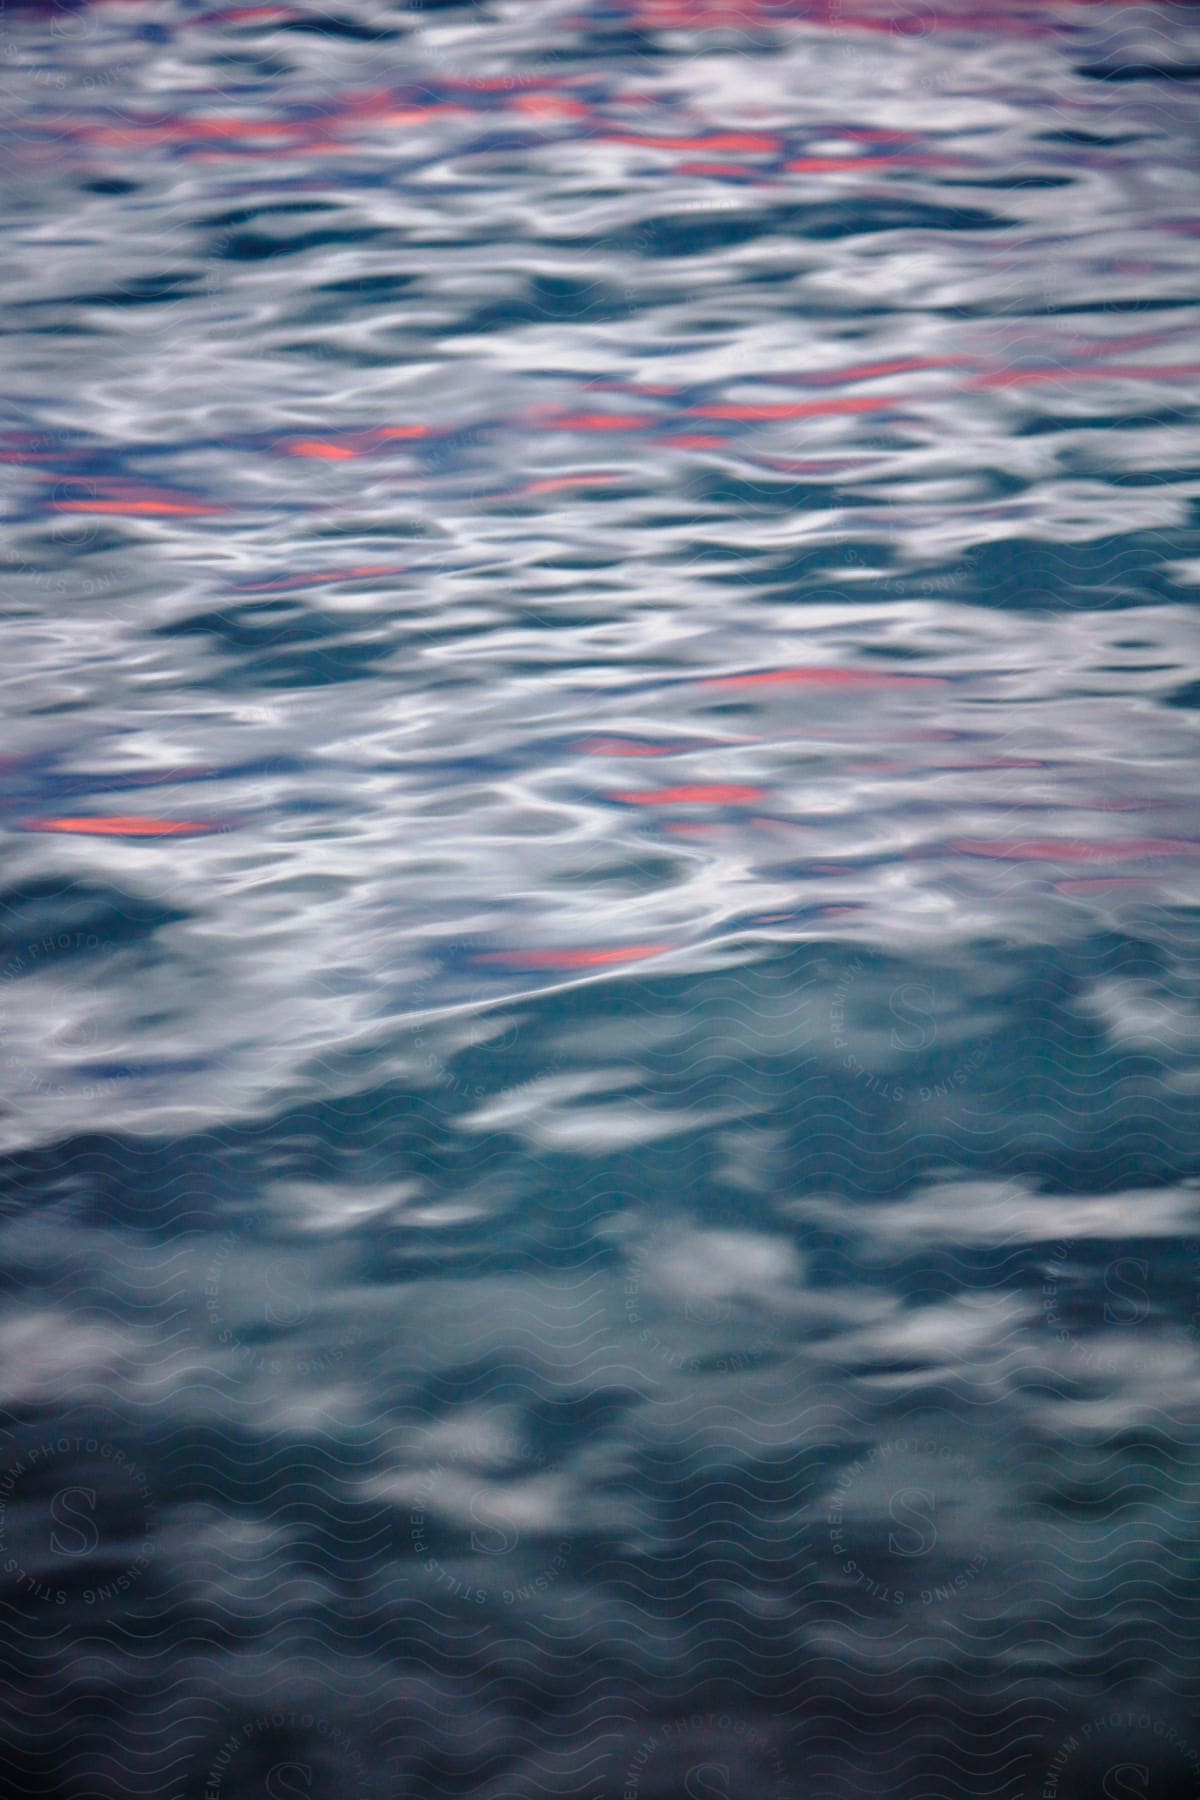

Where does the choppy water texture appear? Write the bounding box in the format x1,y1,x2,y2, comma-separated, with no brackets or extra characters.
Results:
1,0,1200,1794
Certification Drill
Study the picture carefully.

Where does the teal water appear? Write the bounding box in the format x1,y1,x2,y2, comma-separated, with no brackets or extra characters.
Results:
1,0,1199,1795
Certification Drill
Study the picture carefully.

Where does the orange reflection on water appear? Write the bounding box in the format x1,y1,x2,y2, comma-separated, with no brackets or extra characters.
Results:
476,944,672,969
522,474,621,495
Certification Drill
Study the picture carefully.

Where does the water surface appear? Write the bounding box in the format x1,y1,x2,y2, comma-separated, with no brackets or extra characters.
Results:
1,0,1199,1794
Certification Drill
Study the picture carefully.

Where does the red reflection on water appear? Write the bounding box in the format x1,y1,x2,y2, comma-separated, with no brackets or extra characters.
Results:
75,87,481,160
0,436,64,466
89,117,307,150
512,95,593,119
604,131,782,154
233,565,404,592
786,154,964,173
287,440,359,460
63,500,223,516
53,483,225,518
611,784,766,804
540,412,657,432
279,425,431,460
287,439,359,460
22,816,223,837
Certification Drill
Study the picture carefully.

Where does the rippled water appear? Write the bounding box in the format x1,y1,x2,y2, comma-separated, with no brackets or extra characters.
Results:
2,0,1200,1794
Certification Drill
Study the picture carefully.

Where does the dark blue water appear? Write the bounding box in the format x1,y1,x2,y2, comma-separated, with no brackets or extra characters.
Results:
2,0,1200,1794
